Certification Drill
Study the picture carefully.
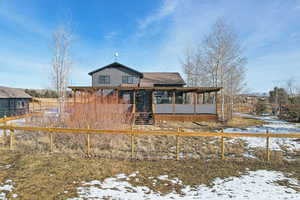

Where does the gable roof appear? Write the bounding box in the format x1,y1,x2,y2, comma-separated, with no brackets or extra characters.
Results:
0,86,32,99
88,62,143,77
140,72,186,86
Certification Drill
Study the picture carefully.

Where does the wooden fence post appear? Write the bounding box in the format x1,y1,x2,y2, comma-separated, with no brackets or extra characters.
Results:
221,129,225,160
266,129,270,162
131,126,135,159
3,116,7,137
9,127,14,150
49,128,53,153
176,128,180,161
87,125,91,156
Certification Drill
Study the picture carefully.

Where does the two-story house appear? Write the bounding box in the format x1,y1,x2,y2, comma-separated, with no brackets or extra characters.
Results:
70,62,221,124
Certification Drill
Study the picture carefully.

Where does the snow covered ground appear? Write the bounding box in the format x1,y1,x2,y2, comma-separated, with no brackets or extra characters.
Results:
0,179,17,200
223,114,300,151
69,170,300,200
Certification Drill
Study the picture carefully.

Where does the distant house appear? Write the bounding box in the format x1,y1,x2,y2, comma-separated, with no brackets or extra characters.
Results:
0,86,32,118
70,62,221,124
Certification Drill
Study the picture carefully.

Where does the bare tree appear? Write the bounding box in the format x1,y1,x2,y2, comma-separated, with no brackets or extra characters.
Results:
285,77,298,98
51,25,72,115
182,18,247,121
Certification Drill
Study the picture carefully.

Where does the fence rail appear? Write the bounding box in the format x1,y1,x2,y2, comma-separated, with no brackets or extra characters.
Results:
1,123,300,161
1,125,300,139
0,112,41,123
1,113,300,161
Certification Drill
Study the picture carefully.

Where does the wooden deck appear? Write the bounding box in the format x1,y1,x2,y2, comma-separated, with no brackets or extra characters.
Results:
153,113,218,122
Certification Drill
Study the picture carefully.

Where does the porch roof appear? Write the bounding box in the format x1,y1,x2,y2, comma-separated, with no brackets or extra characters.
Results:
69,86,222,93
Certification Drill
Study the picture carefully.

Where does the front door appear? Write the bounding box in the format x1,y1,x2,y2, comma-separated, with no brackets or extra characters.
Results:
136,90,152,112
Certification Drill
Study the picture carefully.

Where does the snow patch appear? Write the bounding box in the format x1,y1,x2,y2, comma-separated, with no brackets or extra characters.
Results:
224,115,300,151
69,170,300,200
0,179,15,200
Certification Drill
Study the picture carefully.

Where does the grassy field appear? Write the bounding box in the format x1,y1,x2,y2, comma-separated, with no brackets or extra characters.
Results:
0,150,300,199
1,115,298,199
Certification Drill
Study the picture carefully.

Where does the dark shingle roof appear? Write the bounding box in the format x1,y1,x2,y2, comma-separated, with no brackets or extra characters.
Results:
0,86,32,99
140,72,186,86
88,62,143,77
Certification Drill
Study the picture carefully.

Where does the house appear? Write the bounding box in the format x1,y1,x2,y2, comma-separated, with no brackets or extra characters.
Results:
234,93,268,113
0,86,32,118
69,62,221,124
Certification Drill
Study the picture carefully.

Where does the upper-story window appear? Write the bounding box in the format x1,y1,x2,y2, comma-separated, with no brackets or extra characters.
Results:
122,75,135,84
98,75,110,84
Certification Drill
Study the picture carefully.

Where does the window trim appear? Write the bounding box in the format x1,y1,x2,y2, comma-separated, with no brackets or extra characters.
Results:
98,75,110,84
122,75,134,84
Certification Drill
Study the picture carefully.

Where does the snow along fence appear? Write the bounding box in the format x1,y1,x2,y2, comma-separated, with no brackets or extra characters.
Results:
1,123,300,161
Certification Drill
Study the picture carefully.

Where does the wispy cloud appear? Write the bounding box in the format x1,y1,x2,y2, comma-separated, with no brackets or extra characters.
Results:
131,0,300,92
0,7,51,38
0,50,50,88
138,0,182,31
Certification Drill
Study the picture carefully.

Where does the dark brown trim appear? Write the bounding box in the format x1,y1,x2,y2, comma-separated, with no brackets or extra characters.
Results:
88,62,143,77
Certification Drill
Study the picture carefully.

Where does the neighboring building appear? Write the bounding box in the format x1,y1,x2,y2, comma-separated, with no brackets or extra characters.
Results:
0,86,32,118
70,62,221,124
234,93,268,113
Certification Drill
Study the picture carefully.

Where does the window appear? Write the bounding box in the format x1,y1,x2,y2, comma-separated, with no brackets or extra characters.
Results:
122,76,134,84
98,75,110,84
16,101,25,109
154,91,173,104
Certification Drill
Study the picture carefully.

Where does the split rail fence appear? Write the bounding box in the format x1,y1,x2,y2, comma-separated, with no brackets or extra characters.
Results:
1,115,300,161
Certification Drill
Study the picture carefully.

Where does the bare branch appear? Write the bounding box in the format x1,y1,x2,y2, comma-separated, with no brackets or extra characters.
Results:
50,25,73,115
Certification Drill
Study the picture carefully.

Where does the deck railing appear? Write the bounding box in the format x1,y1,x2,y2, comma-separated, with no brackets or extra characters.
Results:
154,104,216,114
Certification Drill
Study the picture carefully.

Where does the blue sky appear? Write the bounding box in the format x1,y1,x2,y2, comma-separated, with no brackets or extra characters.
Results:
0,0,300,92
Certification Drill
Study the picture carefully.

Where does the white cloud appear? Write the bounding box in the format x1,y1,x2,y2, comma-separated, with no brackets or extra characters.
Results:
138,0,182,30
0,1,52,38
132,0,300,93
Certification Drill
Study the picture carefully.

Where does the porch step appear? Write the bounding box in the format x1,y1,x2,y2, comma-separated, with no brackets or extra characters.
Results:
135,112,154,125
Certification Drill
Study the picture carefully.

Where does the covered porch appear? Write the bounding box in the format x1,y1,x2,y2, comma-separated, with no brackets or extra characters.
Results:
69,86,222,123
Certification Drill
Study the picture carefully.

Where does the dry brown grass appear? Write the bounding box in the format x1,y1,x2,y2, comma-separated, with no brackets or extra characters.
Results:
226,116,265,128
146,115,264,132
0,150,300,199
2,127,296,163
24,92,134,156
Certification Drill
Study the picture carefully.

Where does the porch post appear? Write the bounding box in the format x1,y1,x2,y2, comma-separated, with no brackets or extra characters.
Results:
193,92,197,114
215,91,218,116
94,89,97,120
203,92,206,104
133,90,136,114
172,90,175,114
116,89,119,104
152,90,155,114
73,90,76,106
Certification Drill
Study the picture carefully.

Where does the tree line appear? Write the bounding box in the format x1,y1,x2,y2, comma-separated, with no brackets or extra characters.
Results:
269,83,300,122
256,80,300,122
24,89,59,98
